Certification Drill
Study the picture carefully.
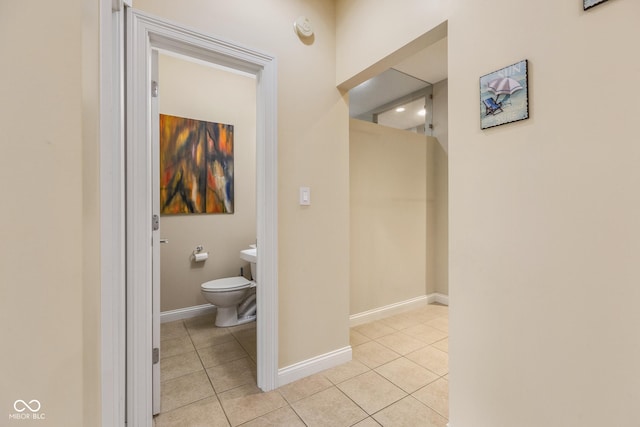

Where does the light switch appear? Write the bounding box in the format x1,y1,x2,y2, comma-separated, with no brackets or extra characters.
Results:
299,187,311,206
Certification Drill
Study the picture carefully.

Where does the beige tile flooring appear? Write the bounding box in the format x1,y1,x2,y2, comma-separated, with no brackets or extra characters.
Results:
155,304,448,427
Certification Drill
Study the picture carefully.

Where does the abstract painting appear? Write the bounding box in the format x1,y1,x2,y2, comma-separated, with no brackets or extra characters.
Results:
160,114,234,214
480,59,529,130
584,0,609,10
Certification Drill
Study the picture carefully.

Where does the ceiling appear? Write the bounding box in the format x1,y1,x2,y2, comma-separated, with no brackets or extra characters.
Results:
348,37,448,131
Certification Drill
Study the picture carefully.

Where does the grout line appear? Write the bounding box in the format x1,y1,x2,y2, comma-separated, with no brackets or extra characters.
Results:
332,385,372,422
159,306,448,425
274,389,310,427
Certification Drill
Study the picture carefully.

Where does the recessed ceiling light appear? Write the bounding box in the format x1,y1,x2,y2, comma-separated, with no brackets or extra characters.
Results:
395,107,406,112
418,109,426,116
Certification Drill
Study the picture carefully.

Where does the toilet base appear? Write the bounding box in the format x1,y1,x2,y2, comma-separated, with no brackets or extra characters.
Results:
237,314,257,325
215,306,256,327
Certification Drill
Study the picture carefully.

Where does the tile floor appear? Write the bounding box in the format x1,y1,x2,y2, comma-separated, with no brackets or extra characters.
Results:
155,303,448,427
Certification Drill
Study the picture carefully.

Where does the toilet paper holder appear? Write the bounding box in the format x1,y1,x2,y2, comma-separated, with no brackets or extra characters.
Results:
191,245,209,262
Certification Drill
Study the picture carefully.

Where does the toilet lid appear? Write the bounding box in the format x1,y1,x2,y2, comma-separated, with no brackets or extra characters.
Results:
201,276,251,292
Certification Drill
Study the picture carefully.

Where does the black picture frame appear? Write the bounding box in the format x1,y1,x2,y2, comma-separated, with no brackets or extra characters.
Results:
584,0,610,10
479,60,529,130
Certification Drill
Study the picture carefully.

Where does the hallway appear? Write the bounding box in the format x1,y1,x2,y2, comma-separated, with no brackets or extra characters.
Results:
155,303,449,426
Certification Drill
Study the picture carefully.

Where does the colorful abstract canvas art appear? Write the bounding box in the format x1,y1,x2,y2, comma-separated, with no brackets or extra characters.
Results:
160,114,234,214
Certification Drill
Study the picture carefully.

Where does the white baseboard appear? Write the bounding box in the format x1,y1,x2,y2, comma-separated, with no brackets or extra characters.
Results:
160,303,216,323
350,295,427,327
428,292,449,306
350,293,449,327
278,346,352,388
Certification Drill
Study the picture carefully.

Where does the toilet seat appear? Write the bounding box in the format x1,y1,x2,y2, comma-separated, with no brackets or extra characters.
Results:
201,276,252,293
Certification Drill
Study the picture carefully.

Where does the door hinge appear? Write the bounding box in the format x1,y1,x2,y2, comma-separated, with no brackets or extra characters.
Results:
152,347,160,364
151,80,159,98
152,214,159,231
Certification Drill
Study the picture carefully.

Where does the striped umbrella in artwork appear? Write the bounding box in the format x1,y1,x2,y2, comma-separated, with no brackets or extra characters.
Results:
487,77,523,104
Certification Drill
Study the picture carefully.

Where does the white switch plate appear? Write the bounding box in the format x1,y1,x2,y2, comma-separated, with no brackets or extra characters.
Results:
299,187,311,205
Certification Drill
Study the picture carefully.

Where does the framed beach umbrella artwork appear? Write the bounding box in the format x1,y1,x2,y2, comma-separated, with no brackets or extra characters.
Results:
480,59,529,130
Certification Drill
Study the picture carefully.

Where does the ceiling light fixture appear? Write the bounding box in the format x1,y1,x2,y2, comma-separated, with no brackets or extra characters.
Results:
395,107,406,112
418,109,426,116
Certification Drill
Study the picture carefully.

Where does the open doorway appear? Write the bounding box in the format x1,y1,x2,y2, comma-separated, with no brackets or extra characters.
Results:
349,25,449,425
123,8,278,425
345,23,450,423
347,33,449,320
154,50,259,416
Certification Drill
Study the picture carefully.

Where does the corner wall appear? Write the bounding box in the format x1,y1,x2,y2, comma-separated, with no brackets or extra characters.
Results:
432,79,448,153
433,81,449,297
433,140,448,296
448,1,640,425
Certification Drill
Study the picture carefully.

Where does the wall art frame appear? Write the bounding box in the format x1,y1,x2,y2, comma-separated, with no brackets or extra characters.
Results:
480,59,529,130
584,0,609,10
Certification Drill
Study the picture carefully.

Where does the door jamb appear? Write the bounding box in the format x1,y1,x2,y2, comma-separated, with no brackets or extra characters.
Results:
100,1,127,425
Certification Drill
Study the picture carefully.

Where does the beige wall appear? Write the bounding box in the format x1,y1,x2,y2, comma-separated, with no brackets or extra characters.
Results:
433,140,448,296
158,54,257,312
350,119,429,314
349,118,448,311
339,0,640,425
432,81,449,296
432,79,448,153
336,0,450,87
0,0,101,425
448,1,640,425
134,0,350,367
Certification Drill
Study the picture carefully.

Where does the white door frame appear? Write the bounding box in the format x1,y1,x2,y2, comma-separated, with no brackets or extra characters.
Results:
101,5,278,425
150,50,161,415
100,1,127,425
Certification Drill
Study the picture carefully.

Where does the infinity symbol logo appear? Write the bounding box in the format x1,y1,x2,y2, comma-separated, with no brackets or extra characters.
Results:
13,399,41,413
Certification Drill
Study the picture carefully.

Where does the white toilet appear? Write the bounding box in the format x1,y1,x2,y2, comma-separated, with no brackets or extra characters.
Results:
200,247,257,327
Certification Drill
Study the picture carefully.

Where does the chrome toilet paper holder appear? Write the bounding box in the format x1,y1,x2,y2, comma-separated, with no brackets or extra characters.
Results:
191,245,209,262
